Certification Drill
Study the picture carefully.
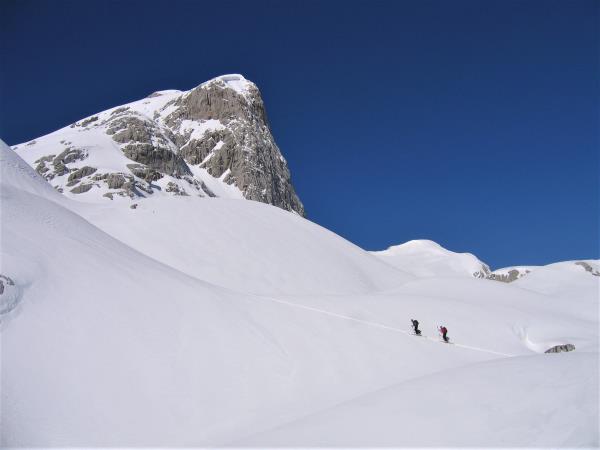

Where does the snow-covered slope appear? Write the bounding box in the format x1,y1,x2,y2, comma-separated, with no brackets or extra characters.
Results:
513,260,599,301
12,74,304,215
0,143,490,446
240,352,598,447
73,197,412,295
371,239,491,278
1,142,420,446
1,141,598,447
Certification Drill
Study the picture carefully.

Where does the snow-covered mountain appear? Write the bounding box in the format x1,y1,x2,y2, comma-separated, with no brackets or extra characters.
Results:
371,239,492,278
11,74,304,215
2,67,599,448
2,140,598,447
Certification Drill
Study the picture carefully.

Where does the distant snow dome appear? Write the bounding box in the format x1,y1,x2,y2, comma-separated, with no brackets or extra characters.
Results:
371,239,491,279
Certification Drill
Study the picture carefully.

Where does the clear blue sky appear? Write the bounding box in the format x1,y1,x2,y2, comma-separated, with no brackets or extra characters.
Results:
1,0,598,268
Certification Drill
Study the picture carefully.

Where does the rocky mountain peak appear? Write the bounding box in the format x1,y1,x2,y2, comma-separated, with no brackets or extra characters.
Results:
13,74,305,216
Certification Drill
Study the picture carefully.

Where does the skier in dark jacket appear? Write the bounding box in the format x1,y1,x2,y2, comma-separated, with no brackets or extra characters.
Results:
439,326,449,342
411,319,421,336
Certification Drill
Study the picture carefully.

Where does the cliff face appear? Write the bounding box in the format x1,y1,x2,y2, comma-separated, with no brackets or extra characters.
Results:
166,76,304,215
13,74,305,216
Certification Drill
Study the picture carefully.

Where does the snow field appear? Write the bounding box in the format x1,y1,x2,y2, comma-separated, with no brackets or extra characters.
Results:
1,141,598,447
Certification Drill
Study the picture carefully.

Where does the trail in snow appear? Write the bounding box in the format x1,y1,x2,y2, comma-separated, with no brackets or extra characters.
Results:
254,295,515,358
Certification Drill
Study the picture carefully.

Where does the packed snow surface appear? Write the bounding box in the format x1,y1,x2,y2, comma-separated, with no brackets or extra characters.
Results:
1,140,598,447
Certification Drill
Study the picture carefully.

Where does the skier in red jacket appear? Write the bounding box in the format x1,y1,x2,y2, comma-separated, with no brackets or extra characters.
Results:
439,326,449,343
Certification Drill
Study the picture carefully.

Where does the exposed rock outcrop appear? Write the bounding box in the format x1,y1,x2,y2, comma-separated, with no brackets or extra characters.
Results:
122,143,191,178
575,261,600,276
0,274,19,315
487,269,529,283
487,266,533,283
164,77,304,215
106,173,127,189
70,183,94,194
545,344,576,353
67,166,97,184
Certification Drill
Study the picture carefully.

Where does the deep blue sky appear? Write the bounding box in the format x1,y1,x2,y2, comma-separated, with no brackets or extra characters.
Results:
1,0,598,268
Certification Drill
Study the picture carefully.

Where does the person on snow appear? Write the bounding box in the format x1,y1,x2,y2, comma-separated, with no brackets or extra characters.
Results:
439,325,449,342
411,319,421,335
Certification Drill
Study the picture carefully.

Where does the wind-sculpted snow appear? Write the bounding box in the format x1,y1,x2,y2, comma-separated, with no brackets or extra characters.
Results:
1,141,597,446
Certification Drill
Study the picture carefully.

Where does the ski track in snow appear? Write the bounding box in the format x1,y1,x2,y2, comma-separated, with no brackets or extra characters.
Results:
255,294,515,358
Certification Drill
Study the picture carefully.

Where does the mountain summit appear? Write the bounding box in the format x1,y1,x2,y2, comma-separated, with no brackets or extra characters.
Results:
12,74,305,215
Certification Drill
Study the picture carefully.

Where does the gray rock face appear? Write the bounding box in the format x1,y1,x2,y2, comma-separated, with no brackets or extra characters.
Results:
487,269,528,283
0,274,14,296
575,261,600,276
545,344,576,353
0,274,19,315
34,147,89,181
126,164,163,182
472,265,492,279
178,129,232,165
122,143,191,178
80,116,99,127
108,115,191,177
68,166,97,183
70,183,94,194
166,182,189,196
160,78,304,215
106,173,127,189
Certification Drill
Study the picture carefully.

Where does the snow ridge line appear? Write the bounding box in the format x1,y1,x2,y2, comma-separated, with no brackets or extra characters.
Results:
254,295,515,358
